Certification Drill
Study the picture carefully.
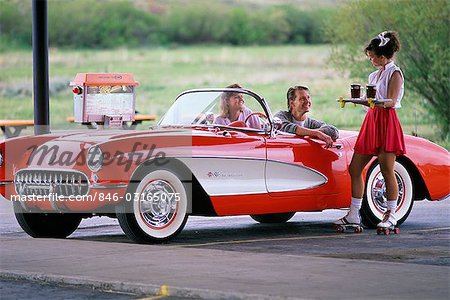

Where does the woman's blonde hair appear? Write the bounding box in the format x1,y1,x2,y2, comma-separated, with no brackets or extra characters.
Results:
220,83,242,117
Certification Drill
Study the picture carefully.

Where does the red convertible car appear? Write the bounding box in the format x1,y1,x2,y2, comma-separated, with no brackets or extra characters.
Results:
0,88,449,243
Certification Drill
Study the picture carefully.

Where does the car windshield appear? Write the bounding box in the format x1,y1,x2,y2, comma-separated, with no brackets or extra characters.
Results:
159,90,267,130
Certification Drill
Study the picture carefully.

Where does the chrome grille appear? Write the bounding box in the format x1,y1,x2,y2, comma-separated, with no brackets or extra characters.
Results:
14,169,89,197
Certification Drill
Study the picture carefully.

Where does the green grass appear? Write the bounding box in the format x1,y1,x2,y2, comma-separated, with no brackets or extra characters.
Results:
0,45,447,149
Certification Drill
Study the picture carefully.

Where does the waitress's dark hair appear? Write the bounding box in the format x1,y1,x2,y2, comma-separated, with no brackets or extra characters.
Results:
365,31,401,59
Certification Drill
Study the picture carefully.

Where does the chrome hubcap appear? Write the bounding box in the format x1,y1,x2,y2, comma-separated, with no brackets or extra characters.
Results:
371,171,404,212
139,179,178,229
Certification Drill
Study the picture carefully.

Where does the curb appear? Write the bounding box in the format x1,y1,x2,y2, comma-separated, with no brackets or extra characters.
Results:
0,270,299,300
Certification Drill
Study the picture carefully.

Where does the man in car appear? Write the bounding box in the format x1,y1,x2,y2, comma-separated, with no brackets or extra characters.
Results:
274,85,339,148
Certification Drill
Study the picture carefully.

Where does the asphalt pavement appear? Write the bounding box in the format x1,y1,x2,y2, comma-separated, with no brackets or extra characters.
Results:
1,197,449,299
0,277,136,300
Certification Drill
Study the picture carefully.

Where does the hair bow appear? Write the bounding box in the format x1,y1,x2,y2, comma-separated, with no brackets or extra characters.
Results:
377,31,390,47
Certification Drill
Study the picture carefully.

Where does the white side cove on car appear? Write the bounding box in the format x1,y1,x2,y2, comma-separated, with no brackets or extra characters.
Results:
265,160,327,192
179,158,327,196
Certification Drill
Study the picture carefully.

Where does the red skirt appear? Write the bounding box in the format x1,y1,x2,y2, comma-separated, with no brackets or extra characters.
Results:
354,107,406,156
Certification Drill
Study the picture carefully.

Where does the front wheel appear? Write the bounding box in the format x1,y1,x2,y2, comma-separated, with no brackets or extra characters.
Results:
116,169,189,243
13,201,82,238
250,212,295,223
361,161,414,228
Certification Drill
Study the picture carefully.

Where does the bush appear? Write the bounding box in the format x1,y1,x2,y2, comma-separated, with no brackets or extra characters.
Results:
48,0,160,48
160,3,229,44
251,8,291,44
221,5,327,45
0,0,161,49
0,0,32,49
225,8,254,45
0,1,333,49
325,0,450,139
280,6,332,44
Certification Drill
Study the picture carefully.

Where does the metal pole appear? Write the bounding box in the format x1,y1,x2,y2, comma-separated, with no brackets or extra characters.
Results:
32,0,50,135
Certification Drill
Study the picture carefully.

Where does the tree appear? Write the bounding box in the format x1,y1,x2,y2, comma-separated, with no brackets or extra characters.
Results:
325,0,450,139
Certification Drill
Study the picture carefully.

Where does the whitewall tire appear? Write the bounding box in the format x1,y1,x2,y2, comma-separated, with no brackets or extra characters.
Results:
361,161,414,228
117,169,189,243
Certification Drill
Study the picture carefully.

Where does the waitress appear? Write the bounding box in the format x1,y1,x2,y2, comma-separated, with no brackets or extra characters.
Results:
334,31,406,229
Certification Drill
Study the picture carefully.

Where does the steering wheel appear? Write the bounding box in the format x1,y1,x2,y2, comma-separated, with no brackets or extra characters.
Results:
244,112,269,129
244,112,268,123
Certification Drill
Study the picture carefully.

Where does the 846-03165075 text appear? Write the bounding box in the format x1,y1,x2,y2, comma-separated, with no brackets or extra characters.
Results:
11,192,181,203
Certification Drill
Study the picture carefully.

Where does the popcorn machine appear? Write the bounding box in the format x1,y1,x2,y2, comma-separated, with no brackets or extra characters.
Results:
70,73,139,128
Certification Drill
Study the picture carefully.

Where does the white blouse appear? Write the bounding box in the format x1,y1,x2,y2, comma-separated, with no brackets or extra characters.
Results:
368,61,404,108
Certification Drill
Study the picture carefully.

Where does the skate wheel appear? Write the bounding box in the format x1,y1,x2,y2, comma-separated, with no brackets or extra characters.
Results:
336,226,344,233
376,228,382,235
354,226,362,233
394,228,400,234
385,229,390,236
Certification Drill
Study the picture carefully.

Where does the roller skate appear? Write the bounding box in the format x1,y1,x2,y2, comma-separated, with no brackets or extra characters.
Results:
333,211,364,233
376,210,399,235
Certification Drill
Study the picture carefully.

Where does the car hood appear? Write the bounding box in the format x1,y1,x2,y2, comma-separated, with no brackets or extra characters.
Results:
22,127,210,169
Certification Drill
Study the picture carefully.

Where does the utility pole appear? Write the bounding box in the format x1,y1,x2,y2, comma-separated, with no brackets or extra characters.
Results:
32,0,50,135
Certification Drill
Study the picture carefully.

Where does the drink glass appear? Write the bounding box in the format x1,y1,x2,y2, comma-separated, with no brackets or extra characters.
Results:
350,84,361,99
366,84,377,99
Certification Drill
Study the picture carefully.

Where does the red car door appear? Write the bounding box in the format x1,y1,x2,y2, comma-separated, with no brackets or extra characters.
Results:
265,134,351,211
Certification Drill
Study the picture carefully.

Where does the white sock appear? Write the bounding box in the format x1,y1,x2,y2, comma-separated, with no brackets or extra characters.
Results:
387,200,397,213
349,197,362,214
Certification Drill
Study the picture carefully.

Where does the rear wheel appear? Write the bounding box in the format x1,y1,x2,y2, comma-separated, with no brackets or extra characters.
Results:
116,169,189,243
361,161,414,228
250,212,295,223
13,202,82,238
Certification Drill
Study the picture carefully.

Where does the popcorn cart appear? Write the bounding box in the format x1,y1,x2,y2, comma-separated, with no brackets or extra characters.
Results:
70,73,139,128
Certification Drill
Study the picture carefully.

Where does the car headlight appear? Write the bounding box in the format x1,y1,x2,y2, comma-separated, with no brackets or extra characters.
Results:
87,146,103,172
